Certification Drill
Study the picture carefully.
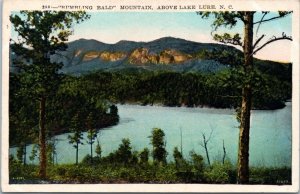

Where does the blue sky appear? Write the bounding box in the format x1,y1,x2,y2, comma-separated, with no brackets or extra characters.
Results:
12,12,293,62
69,12,293,62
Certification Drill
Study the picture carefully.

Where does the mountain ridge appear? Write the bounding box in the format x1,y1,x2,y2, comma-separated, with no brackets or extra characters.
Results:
10,36,291,76
52,36,242,75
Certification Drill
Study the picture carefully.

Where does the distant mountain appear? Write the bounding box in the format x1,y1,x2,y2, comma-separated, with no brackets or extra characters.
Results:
11,36,291,78
50,37,239,75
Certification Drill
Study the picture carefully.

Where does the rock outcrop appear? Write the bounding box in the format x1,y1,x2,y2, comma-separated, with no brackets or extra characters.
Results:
99,51,126,61
82,51,126,62
129,48,191,65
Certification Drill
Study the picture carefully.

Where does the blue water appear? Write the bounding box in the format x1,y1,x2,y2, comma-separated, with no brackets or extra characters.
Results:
10,103,292,167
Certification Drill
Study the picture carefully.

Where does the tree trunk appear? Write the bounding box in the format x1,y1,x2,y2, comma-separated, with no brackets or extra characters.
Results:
76,142,79,165
202,134,211,166
222,140,226,165
39,97,47,179
90,143,93,164
237,12,254,184
180,128,183,155
23,144,27,165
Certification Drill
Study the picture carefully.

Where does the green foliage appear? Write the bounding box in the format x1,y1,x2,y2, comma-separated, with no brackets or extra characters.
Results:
46,141,56,165
10,66,287,149
204,161,236,183
16,144,25,163
173,146,183,165
9,145,291,184
9,74,39,146
149,128,168,164
249,166,291,184
195,48,243,67
68,113,84,149
29,145,38,163
189,151,205,181
109,105,118,117
87,128,97,146
139,148,150,165
86,112,98,163
94,138,137,166
11,161,291,184
95,139,102,158
10,11,89,100
213,33,242,46
54,70,290,110
10,11,91,178
197,11,245,30
115,138,133,165
68,113,84,165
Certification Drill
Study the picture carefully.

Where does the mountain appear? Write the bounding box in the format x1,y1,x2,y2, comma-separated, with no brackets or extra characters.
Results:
51,37,239,75
11,36,291,78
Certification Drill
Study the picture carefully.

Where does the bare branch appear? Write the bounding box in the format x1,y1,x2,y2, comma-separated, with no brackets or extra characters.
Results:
255,12,268,36
253,12,292,25
253,36,292,55
202,133,207,143
253,34,265,49
253,16,284,24
199,131,211,166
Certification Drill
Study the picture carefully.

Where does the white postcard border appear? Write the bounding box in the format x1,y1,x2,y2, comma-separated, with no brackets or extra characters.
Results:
1,0,299,192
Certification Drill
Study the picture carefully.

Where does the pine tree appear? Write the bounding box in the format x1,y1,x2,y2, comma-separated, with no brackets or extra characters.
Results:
29,145,38,164
86,112,97,164
199,11,292,183
10,11,90,178
68,113,84,165
139,148,149,165
95,139,102,158
149,128,167,164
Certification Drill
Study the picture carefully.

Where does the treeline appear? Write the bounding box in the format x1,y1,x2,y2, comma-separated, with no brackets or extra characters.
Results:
65,68,291,109
9,73,120,147
10,128,291,184
10,65,291,148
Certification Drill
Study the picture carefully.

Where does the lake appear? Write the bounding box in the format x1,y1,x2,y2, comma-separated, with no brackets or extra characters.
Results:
10,103,292,167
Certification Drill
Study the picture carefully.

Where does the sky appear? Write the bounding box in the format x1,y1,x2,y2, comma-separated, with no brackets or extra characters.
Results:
69,12,292,62
12,11,293,62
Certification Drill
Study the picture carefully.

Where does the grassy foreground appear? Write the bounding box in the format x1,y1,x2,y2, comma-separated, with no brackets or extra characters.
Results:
9,159,291,184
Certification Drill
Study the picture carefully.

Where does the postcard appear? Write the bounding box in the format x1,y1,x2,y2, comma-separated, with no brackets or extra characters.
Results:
1,0,299,192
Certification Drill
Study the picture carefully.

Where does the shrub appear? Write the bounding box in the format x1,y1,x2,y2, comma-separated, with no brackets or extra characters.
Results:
250,166,291,184
139,148,150,165
190,151,205,181
204,160,234,183
149,128,168,164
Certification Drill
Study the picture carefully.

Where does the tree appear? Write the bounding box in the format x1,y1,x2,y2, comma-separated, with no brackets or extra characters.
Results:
86,112,97,164
29,145,38,164
68,113,84,165
199,129,214,166
139,148,150,165
46,137,58,165
149,128,168,164
116,138,133,165
199,11,292,183
16,144,25,164
95,139,102,158
173,146,183,167
222,139,227,165
189,151,205,181
10,11,90,178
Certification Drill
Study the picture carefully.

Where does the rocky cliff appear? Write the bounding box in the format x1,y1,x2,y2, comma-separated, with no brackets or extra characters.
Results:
45,37,242,74
128,48,192,65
